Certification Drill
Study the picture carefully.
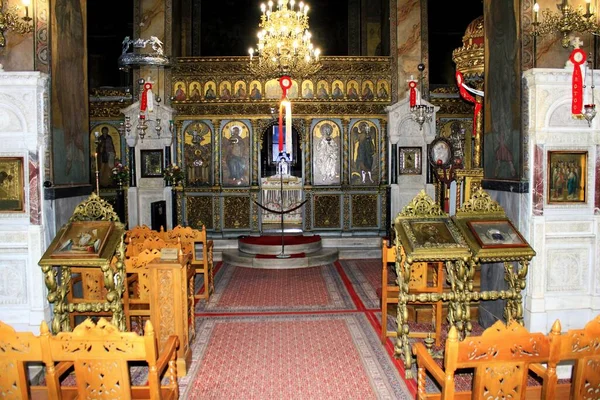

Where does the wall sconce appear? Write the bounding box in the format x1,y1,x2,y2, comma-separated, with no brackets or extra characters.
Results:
0,0,34,47
533,0,600,48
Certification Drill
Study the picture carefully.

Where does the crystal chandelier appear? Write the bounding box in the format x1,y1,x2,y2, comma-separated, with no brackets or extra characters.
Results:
533,0,600,48
248,0,321,77
0,0,34,47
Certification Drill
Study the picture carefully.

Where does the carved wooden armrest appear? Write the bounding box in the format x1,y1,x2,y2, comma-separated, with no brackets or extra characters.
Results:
155,335,179,376
54,361,74,377
413,342,446,384
529,362,547,378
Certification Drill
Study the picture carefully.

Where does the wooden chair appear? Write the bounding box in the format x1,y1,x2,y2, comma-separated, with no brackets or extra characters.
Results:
45,318,179,400
125,225,159,244
380,239,444,346
531,315,600,400
165,225,214,300
0,320,69,400
123,249,163,332
413,320,554,400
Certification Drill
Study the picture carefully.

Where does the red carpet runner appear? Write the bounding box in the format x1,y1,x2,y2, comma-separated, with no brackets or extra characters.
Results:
181,259,415,399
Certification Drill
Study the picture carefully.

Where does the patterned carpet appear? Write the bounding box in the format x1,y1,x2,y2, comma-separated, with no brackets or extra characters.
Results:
196,263,356,313
338,259,381,309
180,259,415,399
179,314,410,399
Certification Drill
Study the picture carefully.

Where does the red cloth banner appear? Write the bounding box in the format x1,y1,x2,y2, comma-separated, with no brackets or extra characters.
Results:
455,71,481,137
278,76,293,152
140,82,153,113
570,49,586,115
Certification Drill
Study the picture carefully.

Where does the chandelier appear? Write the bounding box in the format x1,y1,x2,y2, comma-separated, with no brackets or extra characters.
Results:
409,64,434,130
0,0,34,47
248,0,321,77
533,0,600,48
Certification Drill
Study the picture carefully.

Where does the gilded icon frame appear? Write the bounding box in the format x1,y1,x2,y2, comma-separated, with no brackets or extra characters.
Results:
467,219,528,249
0,156,25,212
140,149,164,178
398,147,422,175
547,150,587,204
49,221,115,259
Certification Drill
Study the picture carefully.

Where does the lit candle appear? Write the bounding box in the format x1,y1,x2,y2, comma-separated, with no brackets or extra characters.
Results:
533,3,539,22
586,0,591,15
268,0,273,11
261,3,266,13
283,100,292,155
94,152,99,173
278,102,284,152
249,48,254,60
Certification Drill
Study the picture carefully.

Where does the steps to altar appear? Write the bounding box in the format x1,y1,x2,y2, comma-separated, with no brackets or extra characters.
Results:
221,235,339,269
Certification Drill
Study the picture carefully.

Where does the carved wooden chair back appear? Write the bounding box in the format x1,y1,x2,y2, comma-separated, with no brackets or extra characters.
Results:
125,249,162,301
45,318,179,400
0,320,63,399
546,315,600,399
123,249,162,333
380,239,444,346
445,321,551,399
125,225,159,244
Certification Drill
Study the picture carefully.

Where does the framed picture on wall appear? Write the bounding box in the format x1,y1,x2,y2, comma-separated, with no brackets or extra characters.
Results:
398,147,422,175
0,157,25,212
547,150,587,204
140,150,164,178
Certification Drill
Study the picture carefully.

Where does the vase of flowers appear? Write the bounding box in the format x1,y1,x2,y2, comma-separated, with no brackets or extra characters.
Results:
111,162,129,188
163,163,184,186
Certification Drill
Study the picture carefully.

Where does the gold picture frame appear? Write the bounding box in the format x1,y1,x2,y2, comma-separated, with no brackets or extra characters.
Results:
398,147,422,175
547,150,587,204
407,219,460,247
140,150,164,178
0,157,25,212
467,219,528,249
49,221,115,259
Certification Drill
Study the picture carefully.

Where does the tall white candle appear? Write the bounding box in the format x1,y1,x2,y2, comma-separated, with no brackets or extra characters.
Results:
284,101,292,154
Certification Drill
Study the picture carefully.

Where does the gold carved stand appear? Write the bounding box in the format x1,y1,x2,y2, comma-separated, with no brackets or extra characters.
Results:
39,193,126,333
393,191,471,378
452,188,535,325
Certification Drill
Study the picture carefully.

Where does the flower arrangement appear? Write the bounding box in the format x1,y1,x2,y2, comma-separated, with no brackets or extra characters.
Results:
163,163,185,185
111,162,129,185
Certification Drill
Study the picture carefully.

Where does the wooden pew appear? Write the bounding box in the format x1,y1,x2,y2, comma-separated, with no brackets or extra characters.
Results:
413,320,555,400
164,225,214,300
126,225,214,301
45,318,179,400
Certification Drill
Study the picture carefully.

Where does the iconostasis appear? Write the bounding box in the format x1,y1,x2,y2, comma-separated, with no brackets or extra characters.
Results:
169,57,392,236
